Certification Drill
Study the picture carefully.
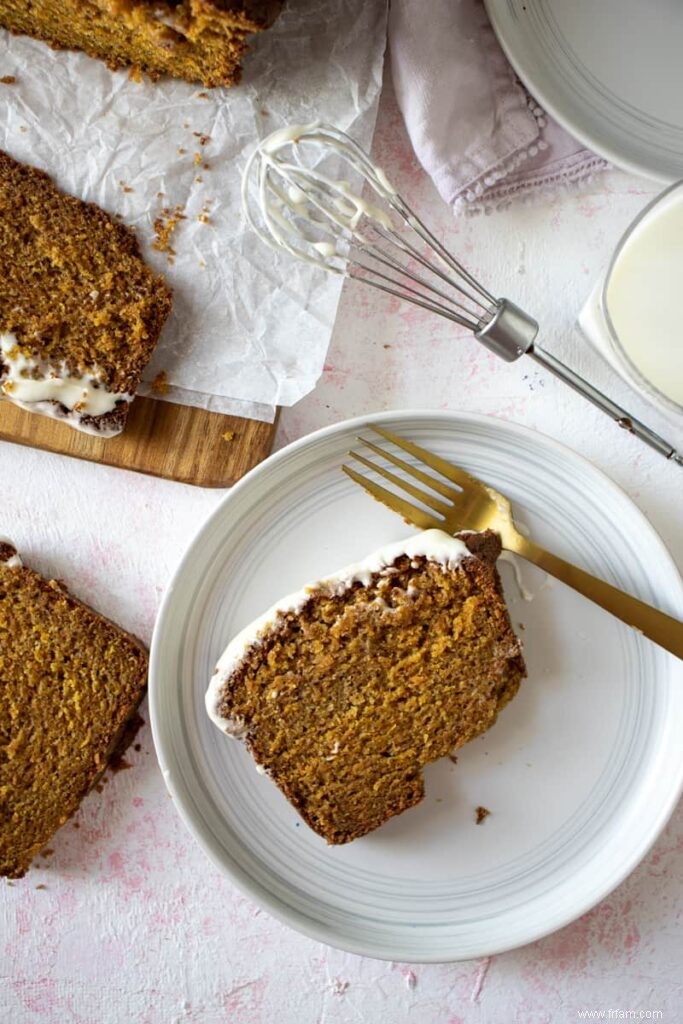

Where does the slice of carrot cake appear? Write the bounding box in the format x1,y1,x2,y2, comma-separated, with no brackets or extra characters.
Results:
0,150,172,436
0,540,149,878
0,1,284,87
206,529,526,844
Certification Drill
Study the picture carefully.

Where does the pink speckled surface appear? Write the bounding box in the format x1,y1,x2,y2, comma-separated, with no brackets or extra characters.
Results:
1,66,682,1023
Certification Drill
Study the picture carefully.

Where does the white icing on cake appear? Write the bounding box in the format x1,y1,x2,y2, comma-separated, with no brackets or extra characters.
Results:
206,529,472,735
0,536,22,569
0,333,132,436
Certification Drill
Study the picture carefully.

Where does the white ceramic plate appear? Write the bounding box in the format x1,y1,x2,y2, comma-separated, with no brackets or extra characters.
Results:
150,411,683,962
485,0,683,182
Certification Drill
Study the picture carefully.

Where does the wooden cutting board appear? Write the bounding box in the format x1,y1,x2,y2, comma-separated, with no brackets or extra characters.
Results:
0,396,278,488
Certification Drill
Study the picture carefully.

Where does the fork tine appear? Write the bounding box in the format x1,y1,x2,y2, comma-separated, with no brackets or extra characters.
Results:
342,465,442,530
348,450,452,517
369,425,483,491
358,437,459,501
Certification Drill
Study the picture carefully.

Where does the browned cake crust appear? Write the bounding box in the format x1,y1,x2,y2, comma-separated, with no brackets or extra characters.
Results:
0,0,285,87
212,531,526,844
0,543,149,878
0,150,172,434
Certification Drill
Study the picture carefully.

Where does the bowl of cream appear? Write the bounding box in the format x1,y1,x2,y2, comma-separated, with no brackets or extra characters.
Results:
579,181,683,421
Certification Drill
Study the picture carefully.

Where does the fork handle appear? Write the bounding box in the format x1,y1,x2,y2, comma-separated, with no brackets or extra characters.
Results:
508,535,683,660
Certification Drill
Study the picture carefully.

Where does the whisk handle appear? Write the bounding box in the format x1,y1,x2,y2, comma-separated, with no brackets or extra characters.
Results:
474,300,681,464
529,344,683,465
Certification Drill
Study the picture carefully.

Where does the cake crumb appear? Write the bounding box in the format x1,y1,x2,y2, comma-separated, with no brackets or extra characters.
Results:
118,180,134,194
197,199,212,224
193,152,202,166
151,370,170,395
134,743,142,752
19,126,27,133
448,753,458,764
35,884,46,890
1,75,16,85
109,754,132,772
41,848,54,858
197,92,209,99
152,205,186,262
195,176,204,184
198,259,206,268
72,822,80,829
177,147,187,156
193,132,211,146
475,806,490,825
222,429,236,442
128,65,143,83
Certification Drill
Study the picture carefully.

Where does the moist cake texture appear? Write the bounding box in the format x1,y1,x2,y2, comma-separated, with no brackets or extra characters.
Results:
0,150,172,436
207,529,526,844
0,0,284,87
0,541,148,878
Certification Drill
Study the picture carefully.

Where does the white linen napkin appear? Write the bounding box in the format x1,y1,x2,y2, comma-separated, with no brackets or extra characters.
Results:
389,0,608,212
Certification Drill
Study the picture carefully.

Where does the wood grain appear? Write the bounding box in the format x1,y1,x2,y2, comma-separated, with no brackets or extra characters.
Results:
0,396,277,488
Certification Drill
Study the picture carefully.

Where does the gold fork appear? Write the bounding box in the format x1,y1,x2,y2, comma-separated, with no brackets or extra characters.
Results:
342,425,683,660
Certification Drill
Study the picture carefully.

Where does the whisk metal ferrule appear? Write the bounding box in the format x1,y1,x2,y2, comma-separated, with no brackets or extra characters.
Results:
475,300,539,362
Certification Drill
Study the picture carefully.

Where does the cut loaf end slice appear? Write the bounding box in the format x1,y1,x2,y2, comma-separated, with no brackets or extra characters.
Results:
0,541,148,877
207,529,526,844
0,150,172,437
0,0,285,87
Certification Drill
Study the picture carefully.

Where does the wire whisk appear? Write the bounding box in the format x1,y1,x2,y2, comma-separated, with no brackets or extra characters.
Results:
242,122,681,466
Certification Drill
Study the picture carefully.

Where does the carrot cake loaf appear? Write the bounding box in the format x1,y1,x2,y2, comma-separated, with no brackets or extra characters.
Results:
0,540,149,878
0,151,171,436
206,529,526,844
0,0,284,87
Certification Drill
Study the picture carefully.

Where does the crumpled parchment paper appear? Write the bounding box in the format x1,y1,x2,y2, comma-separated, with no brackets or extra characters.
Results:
0,0,388,422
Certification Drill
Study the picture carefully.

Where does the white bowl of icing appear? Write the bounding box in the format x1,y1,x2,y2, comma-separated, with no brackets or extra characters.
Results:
579,182,683,421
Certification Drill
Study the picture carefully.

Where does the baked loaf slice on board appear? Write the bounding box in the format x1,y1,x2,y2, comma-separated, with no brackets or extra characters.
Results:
0,0,284,87
0,151,171,437
0,541,148,878
206,529,526,844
